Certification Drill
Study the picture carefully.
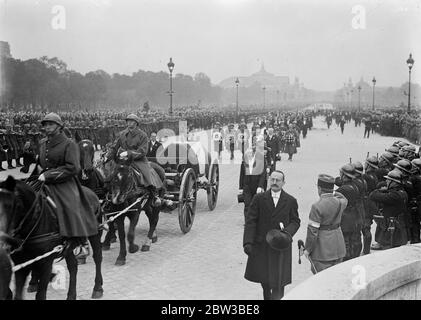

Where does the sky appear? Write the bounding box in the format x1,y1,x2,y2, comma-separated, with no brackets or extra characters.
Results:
1,0,420,91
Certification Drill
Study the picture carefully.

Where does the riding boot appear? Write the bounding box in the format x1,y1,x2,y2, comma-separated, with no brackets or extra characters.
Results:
7,159,15,169
15,158,23,167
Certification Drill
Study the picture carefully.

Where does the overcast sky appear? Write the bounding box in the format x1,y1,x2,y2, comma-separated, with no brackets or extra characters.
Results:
1,0,420,91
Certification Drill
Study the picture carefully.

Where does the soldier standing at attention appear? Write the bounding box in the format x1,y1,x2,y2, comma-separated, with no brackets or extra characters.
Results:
369,169,408,249
304,174,347,274
335,164,361,260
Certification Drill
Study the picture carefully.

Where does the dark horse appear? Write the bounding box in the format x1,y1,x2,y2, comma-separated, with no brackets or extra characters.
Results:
0,176,104,300
97,147,164,266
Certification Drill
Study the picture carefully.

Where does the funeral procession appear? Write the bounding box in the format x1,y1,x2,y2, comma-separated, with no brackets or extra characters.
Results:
0,0,420,303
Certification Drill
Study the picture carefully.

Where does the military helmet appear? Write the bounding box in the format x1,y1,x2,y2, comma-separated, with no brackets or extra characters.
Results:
125,114,141,125
393,159,412,175
398,141,410,149
385,146,400,157
384,169,404,184
41,112,63,127
411,158,421,173
353,161,364,175
340,163,356,179
402,145,416,154
365,156,379,169
379,152,395,165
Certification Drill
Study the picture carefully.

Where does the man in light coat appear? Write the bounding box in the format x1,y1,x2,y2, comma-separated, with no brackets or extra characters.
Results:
304,174,347,274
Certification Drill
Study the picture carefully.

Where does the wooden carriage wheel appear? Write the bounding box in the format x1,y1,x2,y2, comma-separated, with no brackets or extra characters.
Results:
178,168,197,234
206,159,219,211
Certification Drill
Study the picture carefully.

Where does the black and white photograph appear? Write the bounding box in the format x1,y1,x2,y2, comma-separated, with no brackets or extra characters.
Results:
0,0,420,304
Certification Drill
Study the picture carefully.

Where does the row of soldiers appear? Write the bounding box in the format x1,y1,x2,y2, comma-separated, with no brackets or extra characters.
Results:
334,141,420,262
0,108,277,172
210,111,313,162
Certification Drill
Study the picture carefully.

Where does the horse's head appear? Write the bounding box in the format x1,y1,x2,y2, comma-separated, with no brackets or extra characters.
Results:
0,176,32,247
109,164,134,205
79,140,95,180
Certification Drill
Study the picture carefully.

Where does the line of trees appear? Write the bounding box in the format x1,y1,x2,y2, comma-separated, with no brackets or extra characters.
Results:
0,56,222,111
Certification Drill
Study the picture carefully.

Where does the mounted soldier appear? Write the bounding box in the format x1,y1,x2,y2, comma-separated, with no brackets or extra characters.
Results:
30,112,99,248
107,113,163,206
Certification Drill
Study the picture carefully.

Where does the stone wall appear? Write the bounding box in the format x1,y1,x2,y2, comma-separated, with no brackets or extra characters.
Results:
283,244,421,300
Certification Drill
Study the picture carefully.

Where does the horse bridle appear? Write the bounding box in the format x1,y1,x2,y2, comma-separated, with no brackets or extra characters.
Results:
0,183,48,254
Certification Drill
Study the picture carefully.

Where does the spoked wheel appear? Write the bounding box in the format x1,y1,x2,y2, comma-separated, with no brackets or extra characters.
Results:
178,168,197,234
207,159,219,211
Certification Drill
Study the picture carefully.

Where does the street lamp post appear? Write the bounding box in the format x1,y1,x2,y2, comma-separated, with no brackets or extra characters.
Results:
235,77,239,121
262,86,266,109
167,57,175,116
407,53,415,114
346,91,349,108
372,77,376,110
357,85,361,112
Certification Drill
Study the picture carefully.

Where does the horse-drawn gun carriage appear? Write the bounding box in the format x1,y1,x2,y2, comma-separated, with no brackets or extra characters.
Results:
153,140,220,233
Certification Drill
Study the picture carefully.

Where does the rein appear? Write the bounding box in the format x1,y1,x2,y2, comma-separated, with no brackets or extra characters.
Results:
9,182,49,255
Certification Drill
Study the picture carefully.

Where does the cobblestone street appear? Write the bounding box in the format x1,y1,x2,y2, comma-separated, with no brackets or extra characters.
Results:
3,117,408,300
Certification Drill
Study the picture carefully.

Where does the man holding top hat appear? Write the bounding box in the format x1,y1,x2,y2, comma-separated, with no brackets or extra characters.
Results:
243,170,301,300
303,174,348,274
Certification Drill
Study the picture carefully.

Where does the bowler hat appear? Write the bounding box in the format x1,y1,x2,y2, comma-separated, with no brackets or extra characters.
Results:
266,229,292,251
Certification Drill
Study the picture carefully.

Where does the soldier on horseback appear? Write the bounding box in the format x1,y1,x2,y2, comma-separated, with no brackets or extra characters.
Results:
107,113,163,207
31,112,99,250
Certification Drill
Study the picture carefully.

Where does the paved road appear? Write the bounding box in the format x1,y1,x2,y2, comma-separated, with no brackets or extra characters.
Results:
4,117,410,300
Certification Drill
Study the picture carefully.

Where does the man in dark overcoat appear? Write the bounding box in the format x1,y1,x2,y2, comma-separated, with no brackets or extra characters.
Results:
243,170,301,300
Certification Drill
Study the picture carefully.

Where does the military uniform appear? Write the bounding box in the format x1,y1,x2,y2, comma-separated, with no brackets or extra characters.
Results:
305,175,347,274
335,165,361,261
109,115,163,190
369,170,408,248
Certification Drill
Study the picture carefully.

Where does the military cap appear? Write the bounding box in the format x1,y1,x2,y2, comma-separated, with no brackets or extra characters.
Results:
393,159,412,175
266,229,292,251
125,114,141,125
353,161,364,174
340,163,356,179
317,174,335,190
41,112,63,127
365,156,379,169
384,169,404,184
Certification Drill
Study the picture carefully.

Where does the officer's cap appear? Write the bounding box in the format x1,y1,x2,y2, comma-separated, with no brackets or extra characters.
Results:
317,174,335,190
266,229,292,251
384,169,404,184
